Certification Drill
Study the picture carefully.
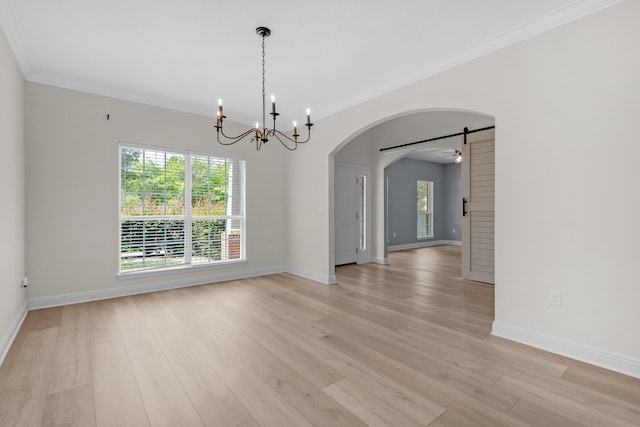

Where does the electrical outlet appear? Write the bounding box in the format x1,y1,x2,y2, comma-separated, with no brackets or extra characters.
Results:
21,277,28,288
393,232,396,238
550,291,561,306
452,228,456,234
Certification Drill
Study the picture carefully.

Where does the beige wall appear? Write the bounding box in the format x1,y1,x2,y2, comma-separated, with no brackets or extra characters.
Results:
3,0,638,374
288,1,640,363
25,83,288,300
0,25,26,350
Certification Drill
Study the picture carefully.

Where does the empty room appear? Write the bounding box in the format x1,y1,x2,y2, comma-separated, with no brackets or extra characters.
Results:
1,1,639,426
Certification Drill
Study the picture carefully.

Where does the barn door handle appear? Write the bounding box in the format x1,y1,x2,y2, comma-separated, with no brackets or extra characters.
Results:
462,198,467,217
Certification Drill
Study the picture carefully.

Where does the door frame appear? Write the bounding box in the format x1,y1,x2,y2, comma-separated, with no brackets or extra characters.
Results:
335,162,371,265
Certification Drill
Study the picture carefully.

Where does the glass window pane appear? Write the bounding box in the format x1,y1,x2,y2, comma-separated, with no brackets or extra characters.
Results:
120,219,186,270
192,219,226,263
120,146,245,273
417,180,433,238
358,175,366,251
417,213,427,238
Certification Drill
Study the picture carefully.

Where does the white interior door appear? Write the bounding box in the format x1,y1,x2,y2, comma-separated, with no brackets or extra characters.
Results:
335,164,358,266
462,128,495,284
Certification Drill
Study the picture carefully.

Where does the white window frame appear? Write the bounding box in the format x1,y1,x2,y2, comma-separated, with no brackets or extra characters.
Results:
118,143,246,277
417,180,433,239
358,174,366,253
355,166,370,264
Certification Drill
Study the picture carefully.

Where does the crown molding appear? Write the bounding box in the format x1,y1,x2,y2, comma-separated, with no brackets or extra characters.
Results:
27,71,216,118
323,0,623,117
1,0,623,120
0,0,32,78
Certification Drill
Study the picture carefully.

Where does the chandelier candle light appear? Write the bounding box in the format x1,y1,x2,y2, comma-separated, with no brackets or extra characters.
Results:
215,26,313,151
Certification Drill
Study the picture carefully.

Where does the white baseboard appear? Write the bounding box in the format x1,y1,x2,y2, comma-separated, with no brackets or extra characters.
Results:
388,239,461,252
492,321,640,379
6,264,333,363
0,302,28,367
372,257,389,265
357,255,372,265
28,265,287,310
26,263,342,311
286,266,336,285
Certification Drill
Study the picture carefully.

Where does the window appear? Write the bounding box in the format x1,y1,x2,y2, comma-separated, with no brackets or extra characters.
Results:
417,180,433,238
119,144,245,273
358,175,366,251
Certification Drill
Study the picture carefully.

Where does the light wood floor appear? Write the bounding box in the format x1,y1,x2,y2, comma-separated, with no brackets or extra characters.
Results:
1,245,639,426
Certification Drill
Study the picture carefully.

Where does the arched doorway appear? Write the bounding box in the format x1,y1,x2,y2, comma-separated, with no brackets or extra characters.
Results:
331,109,494,273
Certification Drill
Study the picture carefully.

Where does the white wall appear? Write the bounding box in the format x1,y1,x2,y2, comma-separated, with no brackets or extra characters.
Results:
0,24,26,356
25,83,288,300
288,1,640,367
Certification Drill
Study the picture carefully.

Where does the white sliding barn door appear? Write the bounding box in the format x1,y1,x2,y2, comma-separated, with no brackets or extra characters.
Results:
462,128,495,284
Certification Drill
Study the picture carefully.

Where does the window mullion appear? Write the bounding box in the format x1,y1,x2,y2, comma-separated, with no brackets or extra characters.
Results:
185,154,192,264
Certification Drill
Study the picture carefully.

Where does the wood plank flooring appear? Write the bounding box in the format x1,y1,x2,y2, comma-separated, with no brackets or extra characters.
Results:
1,245,639,426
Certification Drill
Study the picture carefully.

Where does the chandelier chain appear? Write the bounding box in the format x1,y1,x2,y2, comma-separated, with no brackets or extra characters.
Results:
262,36,266,99
261,35,266,131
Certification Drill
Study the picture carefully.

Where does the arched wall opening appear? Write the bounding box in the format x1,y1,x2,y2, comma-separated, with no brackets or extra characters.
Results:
330,108,494,275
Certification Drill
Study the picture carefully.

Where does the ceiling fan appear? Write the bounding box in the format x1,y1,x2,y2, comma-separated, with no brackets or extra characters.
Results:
433,149,462,163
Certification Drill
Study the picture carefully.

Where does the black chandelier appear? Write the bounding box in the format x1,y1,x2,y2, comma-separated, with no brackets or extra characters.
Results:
215,26,313,151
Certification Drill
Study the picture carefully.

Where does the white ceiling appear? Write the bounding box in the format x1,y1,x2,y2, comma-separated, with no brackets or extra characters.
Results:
407,147,460,164
0,0,618,127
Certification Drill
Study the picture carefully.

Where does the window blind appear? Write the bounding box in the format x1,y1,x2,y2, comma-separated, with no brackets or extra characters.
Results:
119,145,245,273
